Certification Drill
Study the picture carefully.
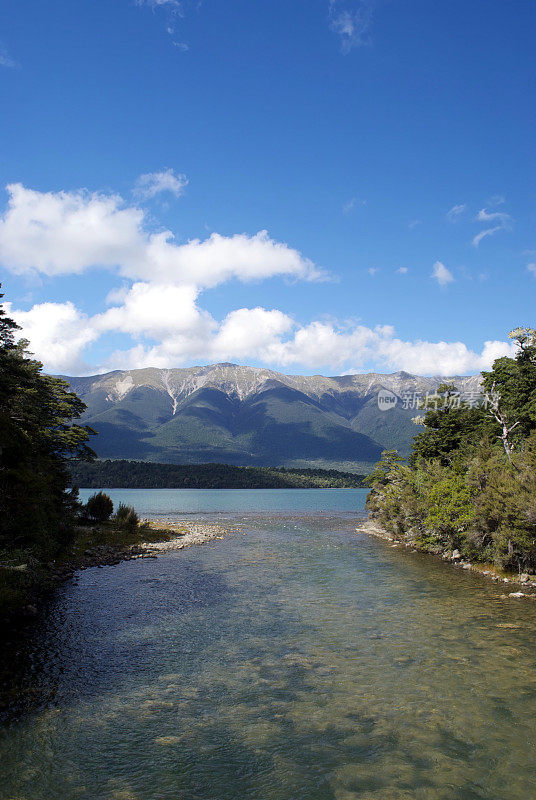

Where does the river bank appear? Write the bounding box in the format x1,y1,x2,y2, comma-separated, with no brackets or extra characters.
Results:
357,516,536,599
0,519,234,621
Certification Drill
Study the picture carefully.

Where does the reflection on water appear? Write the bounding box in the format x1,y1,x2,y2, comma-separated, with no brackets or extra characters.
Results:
1,508,536,799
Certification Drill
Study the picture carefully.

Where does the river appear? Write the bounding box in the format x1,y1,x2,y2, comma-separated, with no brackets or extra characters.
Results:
1,489,535,799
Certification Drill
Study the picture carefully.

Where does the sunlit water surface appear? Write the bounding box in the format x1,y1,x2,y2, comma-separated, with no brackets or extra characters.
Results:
1,489,536,800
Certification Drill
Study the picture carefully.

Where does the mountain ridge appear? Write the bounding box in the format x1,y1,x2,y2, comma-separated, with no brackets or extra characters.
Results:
62,363,482,470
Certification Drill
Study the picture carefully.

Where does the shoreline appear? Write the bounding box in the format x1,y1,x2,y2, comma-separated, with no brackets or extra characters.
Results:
356,516,536,600
1,520,234,622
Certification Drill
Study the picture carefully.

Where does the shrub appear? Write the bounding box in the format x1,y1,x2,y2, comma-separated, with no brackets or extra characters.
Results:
114,503,139,532
85,491,114,522
423,474,476,551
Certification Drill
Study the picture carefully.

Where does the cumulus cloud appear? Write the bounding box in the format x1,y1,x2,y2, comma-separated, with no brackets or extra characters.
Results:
8,301,97,374
9,289,516,378
95,282,214,341
431,261,454,287
527,263,536,277
2,181,514,379
396,267,408,274
0,183,323,287
134,169,188,199
0,184,145,277
328,1,373,52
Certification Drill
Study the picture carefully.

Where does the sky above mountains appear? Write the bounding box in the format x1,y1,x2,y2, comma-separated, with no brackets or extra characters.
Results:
1,0,534,376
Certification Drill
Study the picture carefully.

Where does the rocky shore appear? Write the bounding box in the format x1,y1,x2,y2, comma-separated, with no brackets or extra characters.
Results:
1,520,234,621
141,521,235,551
49,520,235,580
357,517,536,600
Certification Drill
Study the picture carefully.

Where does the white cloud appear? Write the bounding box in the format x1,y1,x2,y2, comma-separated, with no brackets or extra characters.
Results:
472,225,503,248
367,267,377,276
527,263,536,277
328,1,373,52
9,290,516,378
374,336,516,376
213,308,294,362
396,267,408,274
0,183,145,277
476,208,510,224
472,207,512,247
408,219,421,229
446,203,466,221
2,181,515,379
8,301,97,374
95,282,214,341
0,183,324,287
431,261,454,287
134,169,188,199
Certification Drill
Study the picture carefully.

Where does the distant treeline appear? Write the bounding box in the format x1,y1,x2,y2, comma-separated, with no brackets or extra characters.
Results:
70,460,365,489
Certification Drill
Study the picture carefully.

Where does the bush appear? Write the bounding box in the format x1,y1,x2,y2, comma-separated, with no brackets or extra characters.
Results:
113,503,139,532
85,491,114,522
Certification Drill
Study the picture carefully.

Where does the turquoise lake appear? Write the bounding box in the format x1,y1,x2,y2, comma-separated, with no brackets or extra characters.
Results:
77,487,370,514
1,488,536,799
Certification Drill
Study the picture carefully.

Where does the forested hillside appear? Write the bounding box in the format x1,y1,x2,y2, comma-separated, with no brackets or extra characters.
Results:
62,365,481,470
366,327,536,573
70,460,365,489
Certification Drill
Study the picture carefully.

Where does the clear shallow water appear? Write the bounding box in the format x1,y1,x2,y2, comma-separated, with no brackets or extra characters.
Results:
2,489,536,800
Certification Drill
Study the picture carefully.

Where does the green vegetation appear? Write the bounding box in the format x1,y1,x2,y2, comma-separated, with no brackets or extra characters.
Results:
0,290,156,617
366,327,536,574
85,491,114,522
70,459,365,488
113,502,140,532
0,287,98,615
0,290,94,555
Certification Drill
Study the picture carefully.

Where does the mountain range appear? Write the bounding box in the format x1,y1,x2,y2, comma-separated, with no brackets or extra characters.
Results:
63,363,482,472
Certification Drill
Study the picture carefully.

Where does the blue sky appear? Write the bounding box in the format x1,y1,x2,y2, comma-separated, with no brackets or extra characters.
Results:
0,0,535,375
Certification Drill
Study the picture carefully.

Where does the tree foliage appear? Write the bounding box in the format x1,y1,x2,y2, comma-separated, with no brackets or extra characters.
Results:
366,329,536,573
70,459,365,489
0,286,95,556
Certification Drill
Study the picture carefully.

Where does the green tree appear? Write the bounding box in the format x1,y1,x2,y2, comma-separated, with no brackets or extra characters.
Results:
0,286,95,555
364,449,405,488
410,384,493,466
481,328,536,445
